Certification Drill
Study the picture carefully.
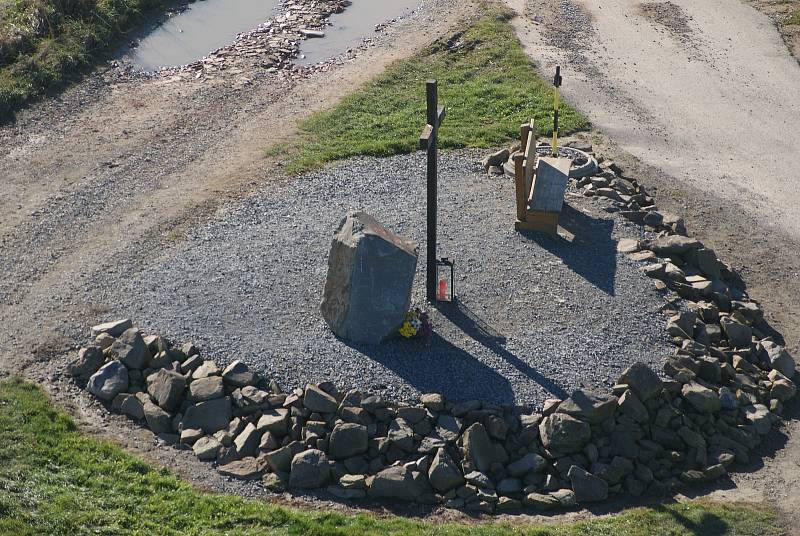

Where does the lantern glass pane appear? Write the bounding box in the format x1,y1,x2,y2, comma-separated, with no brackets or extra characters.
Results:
436,262,453,302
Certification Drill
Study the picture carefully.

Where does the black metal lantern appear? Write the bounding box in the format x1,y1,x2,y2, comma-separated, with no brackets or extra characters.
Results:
436,258,454,302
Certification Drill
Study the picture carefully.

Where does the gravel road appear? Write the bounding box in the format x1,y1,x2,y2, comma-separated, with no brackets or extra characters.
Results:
508,0,800,240
97,150,671,407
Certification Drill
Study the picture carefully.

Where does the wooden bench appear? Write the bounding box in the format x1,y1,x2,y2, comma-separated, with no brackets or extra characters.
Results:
513,120,572,235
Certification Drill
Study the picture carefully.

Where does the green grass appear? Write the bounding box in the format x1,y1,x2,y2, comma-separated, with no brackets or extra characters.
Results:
0,0,170,121
284,7,587,174
787,10,800,25
0,377,786,536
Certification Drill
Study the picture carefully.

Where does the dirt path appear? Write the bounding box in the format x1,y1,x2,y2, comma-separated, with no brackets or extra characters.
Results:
503,1,800,530
0,0,479,375
508,0,800,241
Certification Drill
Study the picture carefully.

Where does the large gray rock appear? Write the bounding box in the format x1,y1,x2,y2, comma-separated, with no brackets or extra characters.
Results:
110,328,151,370
320,210,418,344
647,235,701,256
188,376,225,401
368,466,425,501
289,449,331,489
539,413,590,454
303,384,338,413
147,369,186,412
568,465,608,502
557,390,618,423
67,346,105,380
721,317,752,348
256,409,290,437
328,423,368,459
681,382,721,413
761,341,796,378
182,397,232,433
618,362,663,401
428,448,464,492
87,361,129,401
461,422,505,473
91,319,132,337
143,401,173,435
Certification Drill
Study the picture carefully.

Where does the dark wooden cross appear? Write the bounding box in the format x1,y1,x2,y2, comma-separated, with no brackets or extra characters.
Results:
419,80,446,303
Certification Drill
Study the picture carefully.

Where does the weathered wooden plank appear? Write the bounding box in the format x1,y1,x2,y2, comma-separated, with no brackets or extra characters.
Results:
513,153,526,221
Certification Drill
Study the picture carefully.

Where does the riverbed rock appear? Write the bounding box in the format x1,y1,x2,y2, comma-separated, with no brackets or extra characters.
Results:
320,210,418,344
87,361,129,400
193,436,222,460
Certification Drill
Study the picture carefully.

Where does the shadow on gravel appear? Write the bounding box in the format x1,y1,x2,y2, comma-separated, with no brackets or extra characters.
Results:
519,203,617,296
437,300,568,400
343,333,518,404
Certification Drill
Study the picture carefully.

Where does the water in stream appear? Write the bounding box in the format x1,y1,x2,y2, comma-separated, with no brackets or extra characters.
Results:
127,0,420,72
298,0,421,65
128,0,280,71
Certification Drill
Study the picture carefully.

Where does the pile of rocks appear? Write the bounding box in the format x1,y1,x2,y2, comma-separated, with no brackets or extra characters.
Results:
68,145,796,512
69,316,795,512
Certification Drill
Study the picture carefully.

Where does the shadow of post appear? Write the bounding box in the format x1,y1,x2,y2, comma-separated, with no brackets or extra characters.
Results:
436,299,568,400
518,203,618,296
342,332,518,404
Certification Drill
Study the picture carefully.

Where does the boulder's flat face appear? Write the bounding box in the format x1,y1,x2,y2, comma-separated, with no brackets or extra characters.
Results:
321,210,418,344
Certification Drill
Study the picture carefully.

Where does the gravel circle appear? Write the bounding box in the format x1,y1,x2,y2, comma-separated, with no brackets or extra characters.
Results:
105,150,672,407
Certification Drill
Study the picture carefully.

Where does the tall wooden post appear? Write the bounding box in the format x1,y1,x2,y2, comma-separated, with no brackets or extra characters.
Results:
419,80,446,303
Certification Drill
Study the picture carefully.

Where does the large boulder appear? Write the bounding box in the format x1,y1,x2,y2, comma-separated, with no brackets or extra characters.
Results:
539,413,590,454
67,346,105,380
557,390,618,423
289,449,331,489
182,397,232,433
568,465,608,502
368,466,426,502
147,369,186,412
320,210,418,344
681,382,722,413
91,319,132,337
110,328,151,370
328,423,368,459
618,362,663,401
761,341,796,378
428,448,464,492
87,361,129,401
461,422,505,473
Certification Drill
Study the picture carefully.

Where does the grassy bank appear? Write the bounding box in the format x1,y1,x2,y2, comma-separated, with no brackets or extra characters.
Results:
0,0,169,120
284,8,587,174
0,377,784,536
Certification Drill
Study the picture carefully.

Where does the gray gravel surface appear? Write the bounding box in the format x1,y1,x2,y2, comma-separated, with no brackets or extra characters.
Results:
100,150,671,407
